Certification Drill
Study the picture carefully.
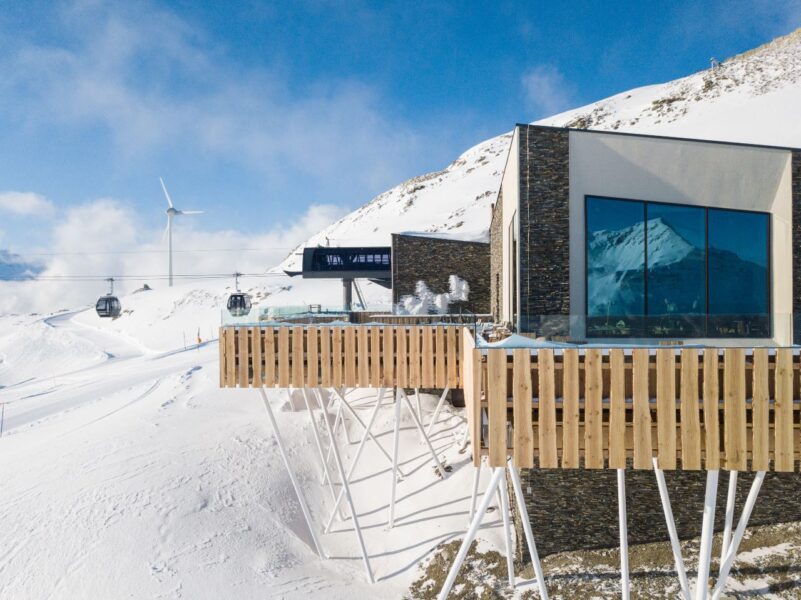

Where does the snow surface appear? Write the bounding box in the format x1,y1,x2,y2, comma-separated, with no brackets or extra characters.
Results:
4,27,801,599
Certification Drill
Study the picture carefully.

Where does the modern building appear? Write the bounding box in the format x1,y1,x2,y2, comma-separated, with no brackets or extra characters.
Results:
491,124,801,344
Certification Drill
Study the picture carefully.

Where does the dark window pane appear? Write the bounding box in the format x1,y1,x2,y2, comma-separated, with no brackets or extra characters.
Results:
708,209,770,337
586,197,645,337
646,204,706,336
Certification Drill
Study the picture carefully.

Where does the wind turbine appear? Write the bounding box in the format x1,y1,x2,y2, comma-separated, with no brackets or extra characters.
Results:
160,177,204,287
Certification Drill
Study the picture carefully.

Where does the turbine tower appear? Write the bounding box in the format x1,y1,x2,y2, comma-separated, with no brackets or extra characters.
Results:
160,177,204,287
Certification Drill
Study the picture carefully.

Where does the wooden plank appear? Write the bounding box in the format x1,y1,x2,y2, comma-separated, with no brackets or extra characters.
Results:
446,327,458,388
537,349,557,469
435,326,446,388
513,349,534,468
357,327,369,387
409,326,421,388
263,327,276,387
319,326,331,388
251,327,263,388
306,326,319,388
561,348,580,469
656,349,676,470
278,327,290,388
382,326,394,387
461,328,482,466
370,326,381,388
702,349,720,470
608,348,626,469
775,348,795,472
237,327,250,387
751,348,770,471
344,327,357,387
219,328,226,387
680,349,701,470
632,349,652,469
291,326,304,388
723,348,747,471
487,349,507,467
396,326,408,388
332,327,343,389
584,349,603,469
421,326,434,388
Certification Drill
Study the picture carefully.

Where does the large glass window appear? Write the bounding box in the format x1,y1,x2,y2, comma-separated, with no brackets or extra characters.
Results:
585,196,770,338
708,209,770,337
586,198,645,337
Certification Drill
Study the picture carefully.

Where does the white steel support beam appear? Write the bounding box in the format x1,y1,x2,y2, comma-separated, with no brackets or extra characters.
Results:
695,470,719,600
617,468,630,600
468,459,482,524
437,467,506,600
425,386,451,437
388,387,402,528
258,389,326,559
719,471,738,567
324,389,386,533
711,472,766,600
508,463,549,600
497,477,515,588
302,388,340,508
653,458,692,600
399,388,447,478
314,388,375,584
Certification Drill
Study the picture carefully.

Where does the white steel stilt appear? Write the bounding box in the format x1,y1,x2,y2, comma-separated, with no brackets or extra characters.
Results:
497,475,515,588
719,470,738,568
258,389,326,559
331,387,404,477
321,397,345,484
301,388,340,508
617,468,630,600
388,388,402,527
324,389,386,532
337,388,354,444
653,458,692,600
508,464,548,600
468,459,482,524
695,469,719,600
425,386,451,437
399,389,446,478
437,467,506,600
711,472,765,600
315,388,375,584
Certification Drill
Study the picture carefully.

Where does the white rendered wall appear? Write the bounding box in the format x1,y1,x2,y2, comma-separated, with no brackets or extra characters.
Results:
500,127,520,325
568,130,793,345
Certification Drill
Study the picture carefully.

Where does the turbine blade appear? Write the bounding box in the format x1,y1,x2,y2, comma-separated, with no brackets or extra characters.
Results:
162,218,170,243
159,177,174,208
179,210,204,215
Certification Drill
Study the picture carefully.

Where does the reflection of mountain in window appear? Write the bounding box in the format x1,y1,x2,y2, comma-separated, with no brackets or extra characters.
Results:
585,196,769,338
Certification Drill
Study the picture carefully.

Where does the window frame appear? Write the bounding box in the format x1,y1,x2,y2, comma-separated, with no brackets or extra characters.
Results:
584,194,772,339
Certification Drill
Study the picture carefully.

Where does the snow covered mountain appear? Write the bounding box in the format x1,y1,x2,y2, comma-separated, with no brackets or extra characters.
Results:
282,27,801,272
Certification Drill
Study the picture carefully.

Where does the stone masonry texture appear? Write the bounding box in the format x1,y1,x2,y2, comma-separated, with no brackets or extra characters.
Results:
511,465,801,560
391,233,490,314
518,125,571,336
793,151,801,344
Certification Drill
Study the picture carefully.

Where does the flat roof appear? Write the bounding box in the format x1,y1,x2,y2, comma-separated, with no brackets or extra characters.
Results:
516,123,801,153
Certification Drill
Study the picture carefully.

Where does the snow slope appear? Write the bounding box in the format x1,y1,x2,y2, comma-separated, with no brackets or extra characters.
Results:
282,27,801,273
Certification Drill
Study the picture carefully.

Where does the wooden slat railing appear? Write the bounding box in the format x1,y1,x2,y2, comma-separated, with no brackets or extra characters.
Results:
219,324,464,389
470,345,801,472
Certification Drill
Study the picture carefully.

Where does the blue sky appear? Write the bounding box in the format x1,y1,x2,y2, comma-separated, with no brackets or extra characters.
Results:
0,0,799,256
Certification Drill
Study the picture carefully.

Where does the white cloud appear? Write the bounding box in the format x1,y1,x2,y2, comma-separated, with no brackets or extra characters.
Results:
0,197,346,314
521,65,574,119
0,191,54,217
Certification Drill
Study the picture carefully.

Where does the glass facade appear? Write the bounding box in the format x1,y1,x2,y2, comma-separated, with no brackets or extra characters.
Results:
585,196,770,338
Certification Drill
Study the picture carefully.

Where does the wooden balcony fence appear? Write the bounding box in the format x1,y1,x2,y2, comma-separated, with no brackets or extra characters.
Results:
219,324,464,389
463,335,801,473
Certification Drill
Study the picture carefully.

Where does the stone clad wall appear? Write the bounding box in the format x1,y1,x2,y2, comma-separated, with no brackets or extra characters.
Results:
512,466,801,559
391,233,490,314
793,151,801,344
518,125,571,335
489,198,503,322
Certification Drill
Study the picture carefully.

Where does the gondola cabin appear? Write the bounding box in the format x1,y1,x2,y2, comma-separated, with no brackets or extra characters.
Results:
95,295,121,318
226,292,252,317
